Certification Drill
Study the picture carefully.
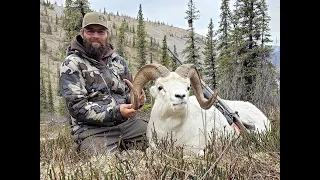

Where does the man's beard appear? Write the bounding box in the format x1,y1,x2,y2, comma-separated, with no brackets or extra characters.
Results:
83,38,107,60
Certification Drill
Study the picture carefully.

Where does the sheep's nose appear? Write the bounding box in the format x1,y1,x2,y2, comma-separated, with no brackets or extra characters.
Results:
175,94,186,99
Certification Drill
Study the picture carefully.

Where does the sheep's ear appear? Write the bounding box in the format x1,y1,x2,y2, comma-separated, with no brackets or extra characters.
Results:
150,86,158,98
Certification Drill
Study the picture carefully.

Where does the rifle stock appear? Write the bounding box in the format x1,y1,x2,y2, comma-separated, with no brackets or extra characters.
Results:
167,48,254,135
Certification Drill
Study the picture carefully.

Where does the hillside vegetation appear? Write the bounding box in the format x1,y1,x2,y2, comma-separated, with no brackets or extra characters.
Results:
40,3,206,117
40,2,279,118
40,2,280,179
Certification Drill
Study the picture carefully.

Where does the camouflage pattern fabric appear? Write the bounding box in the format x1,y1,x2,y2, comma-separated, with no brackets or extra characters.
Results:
59,35,133,140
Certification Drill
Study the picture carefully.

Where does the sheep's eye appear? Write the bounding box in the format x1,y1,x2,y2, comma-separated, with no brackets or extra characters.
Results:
158,86,163,91
187,86,190,91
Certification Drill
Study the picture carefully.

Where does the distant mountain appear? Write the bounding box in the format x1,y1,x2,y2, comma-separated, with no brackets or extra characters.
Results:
270,46,280,69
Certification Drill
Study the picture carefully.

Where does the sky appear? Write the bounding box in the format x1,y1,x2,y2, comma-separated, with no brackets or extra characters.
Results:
49,0,280,46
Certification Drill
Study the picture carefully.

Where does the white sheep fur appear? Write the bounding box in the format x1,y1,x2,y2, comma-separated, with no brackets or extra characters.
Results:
146,72,271,155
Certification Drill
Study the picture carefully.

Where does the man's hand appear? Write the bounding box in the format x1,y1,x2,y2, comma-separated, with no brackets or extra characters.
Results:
122,79,146,110
120,104,140,118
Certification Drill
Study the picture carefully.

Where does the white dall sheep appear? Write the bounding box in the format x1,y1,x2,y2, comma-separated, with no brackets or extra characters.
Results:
124,63,270,155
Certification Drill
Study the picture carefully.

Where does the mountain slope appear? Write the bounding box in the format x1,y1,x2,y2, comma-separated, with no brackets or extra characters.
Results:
270,46,280,69
40,3,280,88
41,3,280,69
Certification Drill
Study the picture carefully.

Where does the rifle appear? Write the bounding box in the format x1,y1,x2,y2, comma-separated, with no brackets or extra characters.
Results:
167,48,255,135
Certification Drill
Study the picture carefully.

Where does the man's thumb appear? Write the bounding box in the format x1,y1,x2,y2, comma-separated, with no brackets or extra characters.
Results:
126,104,133,109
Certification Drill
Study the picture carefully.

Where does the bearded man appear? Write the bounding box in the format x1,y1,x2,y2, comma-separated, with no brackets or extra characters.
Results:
59,12,148,155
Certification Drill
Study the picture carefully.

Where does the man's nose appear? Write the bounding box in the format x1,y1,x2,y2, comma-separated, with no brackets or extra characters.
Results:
92,31,100,37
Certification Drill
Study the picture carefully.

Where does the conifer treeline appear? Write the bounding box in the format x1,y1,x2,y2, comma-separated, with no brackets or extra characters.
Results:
40,0,279,119
183,0,278,113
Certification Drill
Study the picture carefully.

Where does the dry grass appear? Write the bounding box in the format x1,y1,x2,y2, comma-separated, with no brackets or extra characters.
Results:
40,108,280,180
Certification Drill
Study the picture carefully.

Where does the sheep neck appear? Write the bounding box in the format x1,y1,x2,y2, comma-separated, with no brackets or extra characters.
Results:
157,108,188,131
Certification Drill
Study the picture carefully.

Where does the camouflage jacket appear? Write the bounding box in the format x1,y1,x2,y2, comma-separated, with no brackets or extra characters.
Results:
59,35,133,136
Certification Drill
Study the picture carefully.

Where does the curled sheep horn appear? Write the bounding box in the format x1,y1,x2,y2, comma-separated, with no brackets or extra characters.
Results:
123,63,170,110
175,64,218,110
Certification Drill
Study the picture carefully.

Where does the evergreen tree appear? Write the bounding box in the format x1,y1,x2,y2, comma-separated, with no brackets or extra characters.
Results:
132,25,135,33
171,44,179,70
219,0,275,102
46,24,52,34
256,0,273,58
40,66,47,113
136,4,148,69
250,0,277,109
215,0,234,96
132,36,136,48
44,6,48,16
216,1,248,100
55,14,59,25
125,22,129,32
62,0,91,42
56,64,61,96
47,63,54,114
217,0,232,52
108,28,114,45
41,38,47,52
135,4,151,103
233,0,260,101
182,0,201,69
160,35,170,68
149,53,153,63
149,37,154,63
116,19,126,58
203,18,217,89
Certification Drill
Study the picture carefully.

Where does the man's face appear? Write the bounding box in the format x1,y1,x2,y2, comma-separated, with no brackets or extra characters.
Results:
80,24,109,59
